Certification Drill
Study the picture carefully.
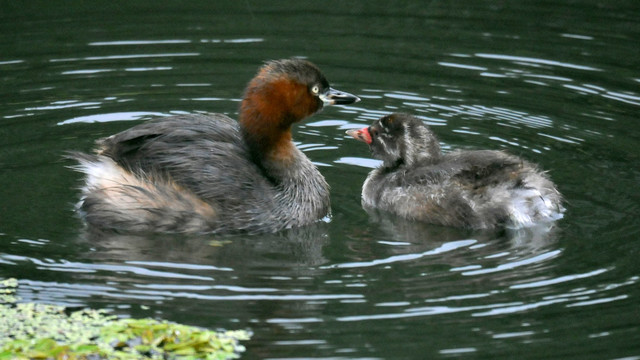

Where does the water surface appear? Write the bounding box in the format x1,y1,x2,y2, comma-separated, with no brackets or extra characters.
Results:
1,1,639,359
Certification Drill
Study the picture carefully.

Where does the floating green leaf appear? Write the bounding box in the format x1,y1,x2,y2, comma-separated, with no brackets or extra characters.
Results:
0,278,251,359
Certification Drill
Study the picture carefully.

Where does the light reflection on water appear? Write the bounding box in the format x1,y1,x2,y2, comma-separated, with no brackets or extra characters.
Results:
1,1,640,359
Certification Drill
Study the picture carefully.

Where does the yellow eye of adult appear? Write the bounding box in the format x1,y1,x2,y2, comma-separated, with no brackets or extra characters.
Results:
311,85,320,94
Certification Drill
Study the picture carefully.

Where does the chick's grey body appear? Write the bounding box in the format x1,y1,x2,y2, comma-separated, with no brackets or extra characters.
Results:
73,114,329,234
351,113,564,229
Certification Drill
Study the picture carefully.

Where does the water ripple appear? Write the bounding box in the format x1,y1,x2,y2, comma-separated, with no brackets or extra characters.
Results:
124,290,363,302
0,60,24,65
475,53,602,71
50,53,200,63
337,302,516,322
133,283,278,293
126,260,233,272
510,268,609,289
89,40,192,46
334,157,382,169
438,62,488,71
1,254,213,281
57,111,168,125
320,240,477,269
461,250,562,276
25,101,102,111
561,33,594,40
334,272,637,323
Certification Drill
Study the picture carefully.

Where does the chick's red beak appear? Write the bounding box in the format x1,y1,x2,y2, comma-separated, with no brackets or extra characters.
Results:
346,127,373,145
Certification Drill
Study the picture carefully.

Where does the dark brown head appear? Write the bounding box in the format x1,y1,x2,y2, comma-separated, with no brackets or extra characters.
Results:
346,113,441,169
240,58,360,159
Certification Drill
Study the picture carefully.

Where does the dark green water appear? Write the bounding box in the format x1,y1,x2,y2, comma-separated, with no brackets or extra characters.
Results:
1,1,639,359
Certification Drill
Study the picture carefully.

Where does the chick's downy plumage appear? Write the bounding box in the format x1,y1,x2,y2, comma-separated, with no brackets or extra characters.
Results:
347,113,564,229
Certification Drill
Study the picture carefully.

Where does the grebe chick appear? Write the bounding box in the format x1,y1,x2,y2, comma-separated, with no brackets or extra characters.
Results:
346,113,564,229
69,58,360,234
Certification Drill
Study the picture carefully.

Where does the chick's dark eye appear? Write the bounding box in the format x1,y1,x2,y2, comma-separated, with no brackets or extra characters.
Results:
370,128,379,137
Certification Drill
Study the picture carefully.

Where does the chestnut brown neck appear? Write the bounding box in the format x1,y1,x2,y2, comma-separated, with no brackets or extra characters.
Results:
239,77,318,164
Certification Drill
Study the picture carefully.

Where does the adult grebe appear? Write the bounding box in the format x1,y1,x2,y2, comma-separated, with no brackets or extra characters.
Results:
70,58,360,233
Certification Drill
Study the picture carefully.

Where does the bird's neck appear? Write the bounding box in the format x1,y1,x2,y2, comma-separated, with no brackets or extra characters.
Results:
239,102,297,167
240,77,308,161
239,92,330,221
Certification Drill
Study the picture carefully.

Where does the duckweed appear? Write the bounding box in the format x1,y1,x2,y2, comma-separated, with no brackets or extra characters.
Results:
0,278,250,359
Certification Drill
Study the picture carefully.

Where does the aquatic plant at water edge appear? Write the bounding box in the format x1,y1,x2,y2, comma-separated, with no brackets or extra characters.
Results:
0,278,250,359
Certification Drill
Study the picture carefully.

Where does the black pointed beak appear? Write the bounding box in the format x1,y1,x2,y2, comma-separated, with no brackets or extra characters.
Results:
319,87,360,105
